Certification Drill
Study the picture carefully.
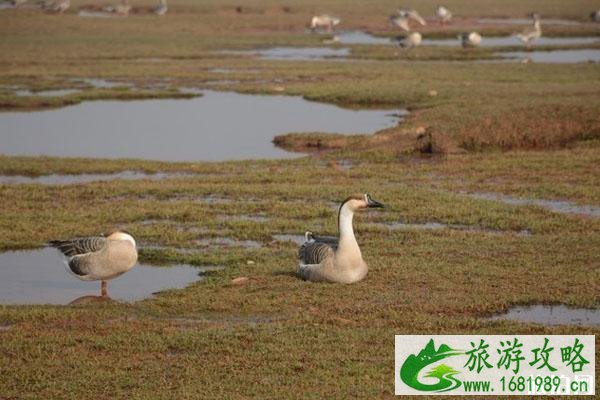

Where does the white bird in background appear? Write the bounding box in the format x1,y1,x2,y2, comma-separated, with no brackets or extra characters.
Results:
153,0,167,16
309,14,341,33
436,5,452,24
49,230,138,298
298,194,384,284
42,0,69,13
459,31,482,48
398,31,422,48
104,0,131,16
516,13,542,48
390,8,426,32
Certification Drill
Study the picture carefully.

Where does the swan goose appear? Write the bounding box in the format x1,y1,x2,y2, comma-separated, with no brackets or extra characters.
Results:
153,0,167,16
309,14,341,33
459,31,482,48
49,230,138,297
436,5,452,24
390,8,426,32
298,194,384,283
516,14,541,47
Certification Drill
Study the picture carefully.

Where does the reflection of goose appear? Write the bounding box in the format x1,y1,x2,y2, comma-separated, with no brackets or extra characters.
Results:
153,0,167,15
398,31,422,48
310,14,341,33
298,194,383,283
436,5,452,24
459,31,482,48
591,10,600,22
42,0,69,13
49,230,138,297
516,14,541,47
390,8,426,32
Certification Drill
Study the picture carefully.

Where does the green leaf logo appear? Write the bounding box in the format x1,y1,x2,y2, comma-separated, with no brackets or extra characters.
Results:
400,339,464,392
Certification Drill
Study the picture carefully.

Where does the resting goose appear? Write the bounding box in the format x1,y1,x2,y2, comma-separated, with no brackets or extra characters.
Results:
104,0,130,15
516,14,541,47
436,5,452,24
49,230,138,297
398,31,422,48
298,194,383,283
390,8,426,32
309,14,341,33
459,31,482,48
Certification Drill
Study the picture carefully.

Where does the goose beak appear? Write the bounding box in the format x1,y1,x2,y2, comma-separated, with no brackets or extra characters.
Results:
367,196,384,208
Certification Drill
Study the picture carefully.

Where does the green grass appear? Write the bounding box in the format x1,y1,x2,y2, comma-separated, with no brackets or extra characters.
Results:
0,1,599,398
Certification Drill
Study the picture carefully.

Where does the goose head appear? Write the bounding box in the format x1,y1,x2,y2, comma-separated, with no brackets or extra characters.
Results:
341,193,384,212
104,230,137,248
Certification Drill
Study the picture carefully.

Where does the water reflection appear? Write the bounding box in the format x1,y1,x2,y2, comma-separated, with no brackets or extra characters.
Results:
0,248,206,304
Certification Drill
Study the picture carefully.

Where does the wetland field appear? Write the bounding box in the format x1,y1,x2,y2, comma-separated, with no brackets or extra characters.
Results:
0,0,599,398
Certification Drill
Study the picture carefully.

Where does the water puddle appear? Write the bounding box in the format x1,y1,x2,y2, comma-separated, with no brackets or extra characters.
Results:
224,47,350,61
465,192,600,217
78,10,123,18
272,234,306,245
0,248,205,305
325,31,599,48
423,36,599,47
0,90,400,161
372,221,531,235
478,18,582,26
0,171,193,185
219,214,269,222
337,31,392,45
488,305,600,327
77,78,133,89
497,49,600,63
195,237,262,249
14,88,82,97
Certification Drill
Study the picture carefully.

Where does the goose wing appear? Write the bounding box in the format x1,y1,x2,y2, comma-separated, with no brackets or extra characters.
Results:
406,9,426,26
299,234,338,265
49,236,107,257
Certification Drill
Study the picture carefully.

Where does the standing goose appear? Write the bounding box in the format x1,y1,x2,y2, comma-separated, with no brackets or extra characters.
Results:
153,0,167,15
516,13,541,48
49,230,138,297
459,31,482,48
309,14,341,33
390,8,426,32
298,194,384,283
591,10,600,22
436,5,452,24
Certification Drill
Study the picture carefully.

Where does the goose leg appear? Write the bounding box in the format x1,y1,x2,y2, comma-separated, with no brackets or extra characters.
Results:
101,280,108,297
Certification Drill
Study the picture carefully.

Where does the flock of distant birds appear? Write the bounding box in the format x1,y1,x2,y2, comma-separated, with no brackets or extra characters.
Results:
312,5,600,49
3,0,167,16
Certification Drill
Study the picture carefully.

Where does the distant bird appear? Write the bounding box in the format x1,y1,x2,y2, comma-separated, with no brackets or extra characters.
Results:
515,13,541,48
298,194,384,283
309,14,341,33
591,10,600,22
436,5,452,24
459,31,482,47
104,0,130,15
398,31,422,48
390,8,426,32
42,0,69,13
49,230,138,297
152,0,167,15
12,0,27,6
